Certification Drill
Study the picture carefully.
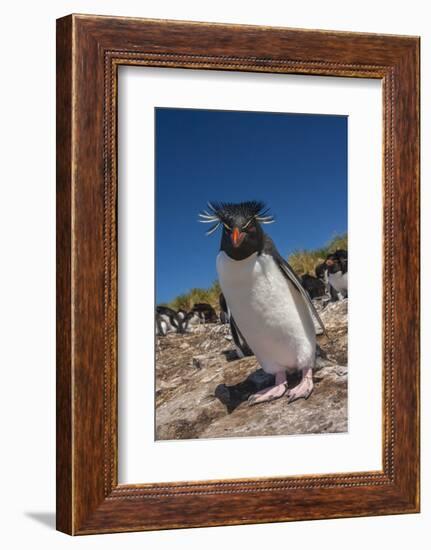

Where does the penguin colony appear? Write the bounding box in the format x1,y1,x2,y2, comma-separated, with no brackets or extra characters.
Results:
155,303,218,336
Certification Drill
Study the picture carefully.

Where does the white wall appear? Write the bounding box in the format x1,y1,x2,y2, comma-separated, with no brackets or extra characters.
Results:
0,1,427,548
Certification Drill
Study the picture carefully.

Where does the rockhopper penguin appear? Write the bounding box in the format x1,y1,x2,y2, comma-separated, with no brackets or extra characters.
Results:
326,251,348,300
199,201,327,405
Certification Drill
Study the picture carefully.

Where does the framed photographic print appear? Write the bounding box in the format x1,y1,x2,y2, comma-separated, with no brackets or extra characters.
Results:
56,14,420,535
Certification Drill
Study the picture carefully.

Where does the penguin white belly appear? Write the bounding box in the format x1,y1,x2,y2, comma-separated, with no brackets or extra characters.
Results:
216,252,316,374
329,271,348,294
160,314,173,332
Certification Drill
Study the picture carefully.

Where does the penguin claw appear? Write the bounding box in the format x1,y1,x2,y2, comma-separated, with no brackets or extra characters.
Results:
247,383,287,406
286,379,314,403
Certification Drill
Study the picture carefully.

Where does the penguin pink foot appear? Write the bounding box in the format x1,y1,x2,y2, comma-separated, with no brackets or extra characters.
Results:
248,372,287,405
287,367,314,403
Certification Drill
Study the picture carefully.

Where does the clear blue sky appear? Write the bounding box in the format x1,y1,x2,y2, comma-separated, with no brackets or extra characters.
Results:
155,108,347,305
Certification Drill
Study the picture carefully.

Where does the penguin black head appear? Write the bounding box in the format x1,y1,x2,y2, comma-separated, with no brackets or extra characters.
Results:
325,252,348,275
199,201,275,260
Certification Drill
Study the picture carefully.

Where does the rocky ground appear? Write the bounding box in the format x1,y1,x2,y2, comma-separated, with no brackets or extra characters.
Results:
155,299,348,440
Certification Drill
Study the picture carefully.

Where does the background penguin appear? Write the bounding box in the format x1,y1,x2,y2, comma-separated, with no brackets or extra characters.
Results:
300,273,326,300
333,248,348,262
177,309,188,322
192,303,218,324
200,200,327,405
315,261,331,298
156,306,183,333
326,250,348,300
155,312,168,336
182,309,201,332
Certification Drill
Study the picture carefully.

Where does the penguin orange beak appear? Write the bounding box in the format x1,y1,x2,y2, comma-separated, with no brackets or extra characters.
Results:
231,227,246,248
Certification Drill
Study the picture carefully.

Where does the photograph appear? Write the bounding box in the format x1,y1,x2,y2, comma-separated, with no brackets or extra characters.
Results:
154,107,349,440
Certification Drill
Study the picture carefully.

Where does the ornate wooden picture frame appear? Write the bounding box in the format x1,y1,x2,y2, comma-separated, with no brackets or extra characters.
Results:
56,14,420,535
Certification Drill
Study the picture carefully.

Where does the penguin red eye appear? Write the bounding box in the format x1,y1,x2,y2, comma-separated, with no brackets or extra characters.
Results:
241,218,256,232
242,223,256,232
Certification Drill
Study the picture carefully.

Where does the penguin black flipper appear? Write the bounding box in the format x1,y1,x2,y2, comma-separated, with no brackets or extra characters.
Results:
229,315,254,358
279,259,329,339
262,236,329,339
220,292,253,357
